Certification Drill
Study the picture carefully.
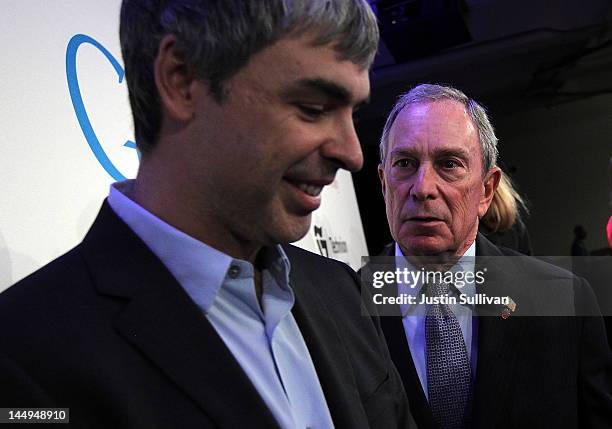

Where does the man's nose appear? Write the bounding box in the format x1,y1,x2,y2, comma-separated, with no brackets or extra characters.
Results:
410,163,438,201
320,115,364,173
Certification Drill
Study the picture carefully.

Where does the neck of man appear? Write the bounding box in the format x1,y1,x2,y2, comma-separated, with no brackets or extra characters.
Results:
404,255,458,273
133,156,263,265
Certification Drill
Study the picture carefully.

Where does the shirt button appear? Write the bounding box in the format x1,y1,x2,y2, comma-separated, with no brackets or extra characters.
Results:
228,265,240,279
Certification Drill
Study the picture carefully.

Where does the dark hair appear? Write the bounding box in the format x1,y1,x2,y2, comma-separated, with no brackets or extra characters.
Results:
120,0,379,155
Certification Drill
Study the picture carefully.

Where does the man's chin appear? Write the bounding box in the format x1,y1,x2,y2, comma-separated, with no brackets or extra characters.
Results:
400,237,449,257
273,212,313,244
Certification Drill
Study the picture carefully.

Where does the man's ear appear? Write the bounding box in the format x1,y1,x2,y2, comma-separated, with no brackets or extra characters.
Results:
378,163,387,199
478,166,501,218
154,35,197,122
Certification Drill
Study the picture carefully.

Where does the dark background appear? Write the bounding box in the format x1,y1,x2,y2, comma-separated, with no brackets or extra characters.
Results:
354,0,612,256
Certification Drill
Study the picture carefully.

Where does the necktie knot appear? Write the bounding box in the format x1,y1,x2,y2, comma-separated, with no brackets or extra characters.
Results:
425,281,452,298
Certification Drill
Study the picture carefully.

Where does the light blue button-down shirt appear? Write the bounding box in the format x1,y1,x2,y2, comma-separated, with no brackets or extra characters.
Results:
395,242,478,399
108,180,334,429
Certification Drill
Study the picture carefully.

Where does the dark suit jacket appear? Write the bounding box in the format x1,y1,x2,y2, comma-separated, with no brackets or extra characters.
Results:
361,234,612,429
0,202,414,429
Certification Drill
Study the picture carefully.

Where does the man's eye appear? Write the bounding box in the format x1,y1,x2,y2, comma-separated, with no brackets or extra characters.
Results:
442,159,460,169
298,104,325,119
394,159,415,168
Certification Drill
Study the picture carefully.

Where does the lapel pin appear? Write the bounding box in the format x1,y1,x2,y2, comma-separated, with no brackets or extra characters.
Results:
501,297,517,319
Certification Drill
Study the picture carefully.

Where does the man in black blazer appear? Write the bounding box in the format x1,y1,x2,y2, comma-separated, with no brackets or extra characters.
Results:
0,2,414,428
366,83,612,428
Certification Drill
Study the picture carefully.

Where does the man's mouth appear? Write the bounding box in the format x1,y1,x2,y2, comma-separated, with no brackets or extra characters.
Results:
410,216,442,221
284,178,330,197
408,216,445,225
283,177,333,212
294,182,323,197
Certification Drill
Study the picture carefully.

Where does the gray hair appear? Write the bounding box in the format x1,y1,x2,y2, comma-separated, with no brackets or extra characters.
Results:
379,84,499,173
120,0,380,155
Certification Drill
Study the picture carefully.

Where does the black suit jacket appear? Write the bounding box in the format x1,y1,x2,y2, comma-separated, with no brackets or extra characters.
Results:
0,202,414,429
361,234,612,429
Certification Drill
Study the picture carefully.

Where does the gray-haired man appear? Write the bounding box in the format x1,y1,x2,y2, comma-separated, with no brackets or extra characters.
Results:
365,83,612,429
0,2,414,428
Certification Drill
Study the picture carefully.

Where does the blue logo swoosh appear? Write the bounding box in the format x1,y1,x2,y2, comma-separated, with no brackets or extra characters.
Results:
66,34,136,180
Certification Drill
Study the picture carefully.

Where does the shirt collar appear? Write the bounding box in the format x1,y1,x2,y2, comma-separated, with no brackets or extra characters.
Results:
394,240,477,297
108,180,290,313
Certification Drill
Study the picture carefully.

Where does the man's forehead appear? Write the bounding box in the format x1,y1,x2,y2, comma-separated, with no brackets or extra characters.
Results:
395,100,473,130
388,99,479,153
269,32,371,102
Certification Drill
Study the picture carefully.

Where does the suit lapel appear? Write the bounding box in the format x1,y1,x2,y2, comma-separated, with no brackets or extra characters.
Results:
370,245,437,429
380,315,437,429
471,234,532,428
81,202,279,429
287,258,368,428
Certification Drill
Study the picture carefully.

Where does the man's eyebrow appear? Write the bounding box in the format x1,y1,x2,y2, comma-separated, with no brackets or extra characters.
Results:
388,146,471,159
388,147,418,159
434,147,471,159
281,78,370,108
